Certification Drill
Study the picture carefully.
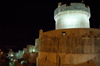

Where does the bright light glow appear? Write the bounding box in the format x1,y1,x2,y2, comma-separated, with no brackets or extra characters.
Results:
11,54,14,57
0,52,3,54
14,59,16,62
33,49,35,52
55,11,90,30
21,60,26,64
21,61,23,64
11,59,13,61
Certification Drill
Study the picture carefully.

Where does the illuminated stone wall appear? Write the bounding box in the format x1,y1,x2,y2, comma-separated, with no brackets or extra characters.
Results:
8,49,14,58
37,28,100,66
54,3,91,30
29,52,38,63
27,45,35,53
23,48,27,53
55,12,90,29
35,38,39,52
93,53,100,66
54,3,90,17
15,50,24,59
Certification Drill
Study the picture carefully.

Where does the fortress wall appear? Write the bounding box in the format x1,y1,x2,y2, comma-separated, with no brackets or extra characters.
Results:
39,38,100,54
39,28,100,54
37,28,100,65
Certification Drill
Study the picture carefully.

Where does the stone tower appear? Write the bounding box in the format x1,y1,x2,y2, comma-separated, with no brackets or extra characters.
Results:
36,2,100,66
54,3,91,30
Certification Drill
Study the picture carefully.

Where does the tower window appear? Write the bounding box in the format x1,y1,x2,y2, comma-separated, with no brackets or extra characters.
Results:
62,32,66,36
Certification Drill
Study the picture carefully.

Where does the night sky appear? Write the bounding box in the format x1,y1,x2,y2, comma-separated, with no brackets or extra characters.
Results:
1,0,100,50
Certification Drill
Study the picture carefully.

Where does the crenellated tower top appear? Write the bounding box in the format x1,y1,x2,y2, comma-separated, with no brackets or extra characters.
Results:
54,2,91,30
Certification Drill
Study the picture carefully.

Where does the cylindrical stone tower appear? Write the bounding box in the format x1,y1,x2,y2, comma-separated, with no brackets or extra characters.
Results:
54,3,91,30
37,2,100,66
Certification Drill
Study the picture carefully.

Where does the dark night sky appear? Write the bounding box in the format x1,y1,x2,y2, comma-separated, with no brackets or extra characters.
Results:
1,0,100,50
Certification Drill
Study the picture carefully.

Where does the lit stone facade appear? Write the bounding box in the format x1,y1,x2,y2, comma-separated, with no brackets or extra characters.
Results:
37,29,100,66
54,3,91,29
35,38,39,52
8,49,14,58
29,52,38,63
27,45,35,53
36,2,100,66
14,50,24,59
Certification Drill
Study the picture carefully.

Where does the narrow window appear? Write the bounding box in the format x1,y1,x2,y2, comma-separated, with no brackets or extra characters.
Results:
62,32,66,36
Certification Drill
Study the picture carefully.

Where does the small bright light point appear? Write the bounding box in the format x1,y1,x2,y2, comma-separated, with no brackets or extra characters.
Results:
11,59,13,61
14,59,16,62
33,49,35,52
11,54,14,57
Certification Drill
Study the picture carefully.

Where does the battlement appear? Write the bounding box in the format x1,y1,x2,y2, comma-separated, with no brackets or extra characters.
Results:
54,3,91,18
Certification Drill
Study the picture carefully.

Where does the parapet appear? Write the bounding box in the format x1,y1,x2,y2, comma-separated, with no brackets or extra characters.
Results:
54,3,91,19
